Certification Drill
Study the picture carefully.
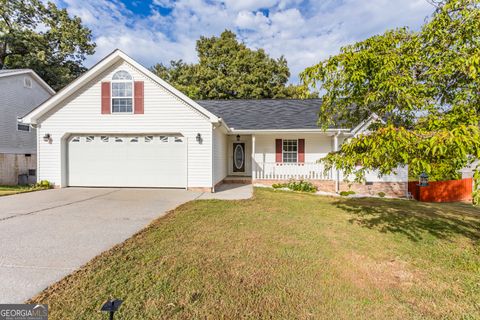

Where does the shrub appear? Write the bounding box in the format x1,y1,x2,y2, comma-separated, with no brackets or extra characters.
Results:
339,190,356,197
377,192,386,198
286,180,317,193
272,180,317,193
36,180,52,189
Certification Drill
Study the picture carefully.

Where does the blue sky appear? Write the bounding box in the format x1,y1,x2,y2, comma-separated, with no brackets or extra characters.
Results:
53,0,435,83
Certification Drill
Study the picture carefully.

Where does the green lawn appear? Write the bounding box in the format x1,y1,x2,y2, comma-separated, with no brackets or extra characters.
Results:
30,188,480,319
0,185,41,196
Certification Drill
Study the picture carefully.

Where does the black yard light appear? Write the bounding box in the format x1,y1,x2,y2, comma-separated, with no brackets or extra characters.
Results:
101,299,123,320
236,134,240,141
418,172,429,187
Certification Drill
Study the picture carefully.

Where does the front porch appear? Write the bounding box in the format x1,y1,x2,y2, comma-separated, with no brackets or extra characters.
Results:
223,132,339,184
218,132,408,198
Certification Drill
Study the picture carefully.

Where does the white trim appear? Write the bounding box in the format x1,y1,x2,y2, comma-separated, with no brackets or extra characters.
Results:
110,70,134,114
232,129,350,134
350,113,385,137
20,50,219,124
0,69,55,95
333,133,340,193
281,139,298,163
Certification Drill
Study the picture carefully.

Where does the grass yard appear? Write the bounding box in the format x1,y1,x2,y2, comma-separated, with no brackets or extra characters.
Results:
30,188,480,319
0,185,41,196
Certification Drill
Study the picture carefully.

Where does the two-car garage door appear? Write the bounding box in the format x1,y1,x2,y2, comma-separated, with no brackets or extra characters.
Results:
67,134,187,188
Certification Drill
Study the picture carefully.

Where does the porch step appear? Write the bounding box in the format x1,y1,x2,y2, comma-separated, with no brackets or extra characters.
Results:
223,176,252,184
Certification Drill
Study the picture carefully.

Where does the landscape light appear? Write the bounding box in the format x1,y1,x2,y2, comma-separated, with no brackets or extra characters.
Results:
101,299,123,320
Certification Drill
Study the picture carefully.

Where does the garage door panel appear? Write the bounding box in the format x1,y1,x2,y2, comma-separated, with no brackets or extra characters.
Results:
68,135,187,188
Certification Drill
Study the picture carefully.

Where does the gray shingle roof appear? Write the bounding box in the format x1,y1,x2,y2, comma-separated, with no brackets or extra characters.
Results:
195,99,324,130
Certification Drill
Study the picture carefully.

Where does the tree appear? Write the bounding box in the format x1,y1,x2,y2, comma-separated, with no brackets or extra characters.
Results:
301,0,480,202
151,30,313,99
0,0,96,90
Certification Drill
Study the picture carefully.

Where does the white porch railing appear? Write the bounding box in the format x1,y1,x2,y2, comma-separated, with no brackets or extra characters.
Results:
253,162,333,180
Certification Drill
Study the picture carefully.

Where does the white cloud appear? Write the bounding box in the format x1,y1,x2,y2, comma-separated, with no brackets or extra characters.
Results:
56,0,435,83
235,11,270,30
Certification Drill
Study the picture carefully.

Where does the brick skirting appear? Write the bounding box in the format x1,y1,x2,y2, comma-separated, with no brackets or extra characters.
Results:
340,182,407,198
253,179,407,198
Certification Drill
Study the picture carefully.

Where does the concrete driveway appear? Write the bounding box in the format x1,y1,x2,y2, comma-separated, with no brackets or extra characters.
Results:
0,188,204,303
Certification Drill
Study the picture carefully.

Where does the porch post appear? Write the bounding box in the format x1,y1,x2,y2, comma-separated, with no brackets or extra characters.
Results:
251,135,256,180
333,133,340,193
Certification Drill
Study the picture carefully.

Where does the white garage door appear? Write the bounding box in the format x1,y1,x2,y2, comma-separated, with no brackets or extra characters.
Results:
68,135,187,188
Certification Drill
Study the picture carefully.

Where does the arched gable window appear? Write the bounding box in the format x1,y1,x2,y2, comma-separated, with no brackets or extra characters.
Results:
111,70,133,113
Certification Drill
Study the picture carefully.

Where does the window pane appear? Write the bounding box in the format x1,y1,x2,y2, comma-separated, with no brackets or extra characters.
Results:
112,70,132,80
17,123,30,131
112,82,132,98
282,139,298,163
112,98,132,113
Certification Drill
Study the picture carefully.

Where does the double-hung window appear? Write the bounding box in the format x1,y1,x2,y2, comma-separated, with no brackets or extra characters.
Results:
111,70,133,113
282,139,298,163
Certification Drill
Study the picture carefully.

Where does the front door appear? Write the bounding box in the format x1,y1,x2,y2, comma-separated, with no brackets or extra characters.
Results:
233,142,245,173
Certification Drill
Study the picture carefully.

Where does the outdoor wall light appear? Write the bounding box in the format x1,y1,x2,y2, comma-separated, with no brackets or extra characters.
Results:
419,172,429,187
196,133,202,143
236,134,240,141
43,133,51,143
101,299,123,320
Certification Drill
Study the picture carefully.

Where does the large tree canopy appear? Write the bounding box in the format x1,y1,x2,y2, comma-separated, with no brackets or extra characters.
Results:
0,0,96,90
151,30,312,99
301,0,480,201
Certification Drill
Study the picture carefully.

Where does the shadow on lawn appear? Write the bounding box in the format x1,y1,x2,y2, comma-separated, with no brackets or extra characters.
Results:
334,198,480,242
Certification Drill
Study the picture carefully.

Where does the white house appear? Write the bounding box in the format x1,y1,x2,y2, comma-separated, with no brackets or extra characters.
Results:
0,69,54,185
21,50,407,196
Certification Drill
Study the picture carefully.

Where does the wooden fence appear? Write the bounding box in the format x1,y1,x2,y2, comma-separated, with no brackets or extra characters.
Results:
408,178,473,202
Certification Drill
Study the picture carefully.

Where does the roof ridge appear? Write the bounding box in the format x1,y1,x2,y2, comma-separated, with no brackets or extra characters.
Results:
194,98,322,102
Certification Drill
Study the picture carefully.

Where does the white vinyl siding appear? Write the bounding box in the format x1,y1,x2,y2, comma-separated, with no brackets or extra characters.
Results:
212,127,228,185
36,61,213,188
253,134,333,164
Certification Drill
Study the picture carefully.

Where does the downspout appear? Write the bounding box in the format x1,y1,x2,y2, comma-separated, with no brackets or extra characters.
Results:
333,133,340,193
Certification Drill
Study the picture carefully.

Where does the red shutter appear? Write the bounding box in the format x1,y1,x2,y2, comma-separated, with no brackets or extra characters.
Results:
134,81,144,114
298,139,305,163
101,82,111,114
275,139,283,163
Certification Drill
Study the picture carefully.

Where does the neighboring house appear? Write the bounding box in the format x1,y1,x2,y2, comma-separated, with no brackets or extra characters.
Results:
0,69,55,185
21,50,407,197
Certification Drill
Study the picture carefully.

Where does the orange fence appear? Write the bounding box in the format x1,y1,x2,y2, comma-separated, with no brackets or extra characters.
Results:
408,178,473,203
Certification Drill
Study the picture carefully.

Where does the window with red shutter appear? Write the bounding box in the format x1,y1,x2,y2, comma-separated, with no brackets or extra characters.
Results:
298,139,305,163
275,139,282,163
101,82,111,114
134,81,144,114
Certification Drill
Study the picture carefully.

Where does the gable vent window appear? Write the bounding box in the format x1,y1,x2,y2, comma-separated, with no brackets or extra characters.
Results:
23,77,32,88
17,123,31,132
111,70,133,113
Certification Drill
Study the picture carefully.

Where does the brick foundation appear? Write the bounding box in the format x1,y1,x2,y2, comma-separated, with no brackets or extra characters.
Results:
253,179,407,198
341,182,407,198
